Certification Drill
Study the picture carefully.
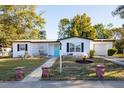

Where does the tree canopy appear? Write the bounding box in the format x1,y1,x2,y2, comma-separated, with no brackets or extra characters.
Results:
112,5,124,53
0,5,45,47
112,5,124,39
112,5,124,19
58,13,96,39
111,28,124,39
94,23,113,39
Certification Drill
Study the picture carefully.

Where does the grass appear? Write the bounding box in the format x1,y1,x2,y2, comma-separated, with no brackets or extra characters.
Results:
43,56,124,80
113,54,124,58
0,57,48,81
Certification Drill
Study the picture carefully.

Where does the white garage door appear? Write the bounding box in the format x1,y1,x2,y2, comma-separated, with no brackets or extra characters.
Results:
94,44,107,55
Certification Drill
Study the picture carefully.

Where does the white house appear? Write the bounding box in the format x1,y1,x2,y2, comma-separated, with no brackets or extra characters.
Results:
12,37,114,57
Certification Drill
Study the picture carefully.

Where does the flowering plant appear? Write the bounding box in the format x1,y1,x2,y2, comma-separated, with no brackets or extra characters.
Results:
81,52,88,60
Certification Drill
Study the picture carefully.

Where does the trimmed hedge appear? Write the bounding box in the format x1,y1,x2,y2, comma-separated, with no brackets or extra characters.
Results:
89,50,95,58
108,48,117,56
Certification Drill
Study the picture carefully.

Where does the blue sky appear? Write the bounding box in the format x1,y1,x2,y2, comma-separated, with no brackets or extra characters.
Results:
36,5,124,39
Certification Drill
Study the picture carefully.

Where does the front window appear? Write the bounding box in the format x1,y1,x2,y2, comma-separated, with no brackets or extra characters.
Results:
19,44,26,51
69,43,75,52
76,44,81,52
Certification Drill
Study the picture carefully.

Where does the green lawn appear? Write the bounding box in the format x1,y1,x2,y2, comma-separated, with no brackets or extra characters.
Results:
113,54,124,58
44,57,124,80
0,57,48,81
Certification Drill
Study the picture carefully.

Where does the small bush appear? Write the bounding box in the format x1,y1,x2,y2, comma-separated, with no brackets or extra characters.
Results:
108,48,117,56
89,50,95,58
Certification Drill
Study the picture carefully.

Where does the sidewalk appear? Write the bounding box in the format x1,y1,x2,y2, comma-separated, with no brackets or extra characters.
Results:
21,57,58,82
1,80,124,88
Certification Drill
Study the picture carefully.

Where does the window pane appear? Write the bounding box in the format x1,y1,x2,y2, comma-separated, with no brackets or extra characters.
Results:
19,44,26,51
69,43,75,52
70,48,74,52
76,45,81,52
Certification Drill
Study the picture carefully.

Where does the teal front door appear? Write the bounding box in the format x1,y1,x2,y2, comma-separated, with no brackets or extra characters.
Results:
54,44,60,56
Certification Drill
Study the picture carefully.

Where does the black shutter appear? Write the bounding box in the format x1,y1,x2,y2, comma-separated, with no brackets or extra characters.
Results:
17,44,19,51
67,43,69,52
81,43,84,52
25,44,28,51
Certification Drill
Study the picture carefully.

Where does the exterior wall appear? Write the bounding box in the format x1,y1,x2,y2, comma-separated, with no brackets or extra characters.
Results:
30,43,48,56
90,41,94,50
60,37,91,56
12,38,114,57
12,42,59,57
92,41,113,55
13,42,30,57
48,43,55,56
48,43,59,56
30,43,56,56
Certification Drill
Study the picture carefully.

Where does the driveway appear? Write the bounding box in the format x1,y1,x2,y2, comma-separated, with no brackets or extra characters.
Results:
0,80,124,88
105,56,124,61
95,56,124,66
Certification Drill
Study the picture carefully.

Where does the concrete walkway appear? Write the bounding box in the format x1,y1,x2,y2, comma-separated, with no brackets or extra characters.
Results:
95,56,124,66
21,57,57,82
1,80,124,88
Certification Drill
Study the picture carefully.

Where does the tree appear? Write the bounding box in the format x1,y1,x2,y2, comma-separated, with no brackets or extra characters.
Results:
0,5,45,47
112,5,124,27
111,28,124,39
71,13,96,39
112,6,124,53
58,18,70,39
110,27,124,53
112,5,124,19
58,13,96,39
114,39,124,53
94,23,113,39
112,5,124,39
70,26,79,37
39,30,46,39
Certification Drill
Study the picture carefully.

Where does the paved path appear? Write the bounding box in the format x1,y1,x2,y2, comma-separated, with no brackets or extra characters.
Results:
1,80,124,88
21,57,57,82
95,56,124,66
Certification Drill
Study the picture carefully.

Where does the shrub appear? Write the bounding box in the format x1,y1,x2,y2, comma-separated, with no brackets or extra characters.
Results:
108,48,117,56
89,50,95,58
114,39,124,53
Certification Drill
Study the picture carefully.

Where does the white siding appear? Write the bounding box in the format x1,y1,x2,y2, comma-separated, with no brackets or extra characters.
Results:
12,38,114,57
13,42,30,57
92,42,113,55
13,42,58,57
90,41,94,50
60,37,91,56
24,43,55,57
30,43,47,56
